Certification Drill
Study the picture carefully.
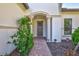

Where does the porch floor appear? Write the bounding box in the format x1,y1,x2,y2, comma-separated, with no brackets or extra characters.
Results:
29,37,52,56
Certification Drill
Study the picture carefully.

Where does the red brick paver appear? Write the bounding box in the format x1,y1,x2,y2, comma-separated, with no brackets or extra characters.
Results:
29,38,52,56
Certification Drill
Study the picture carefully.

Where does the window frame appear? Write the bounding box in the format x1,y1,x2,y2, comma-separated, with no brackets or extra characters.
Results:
64,18,72,35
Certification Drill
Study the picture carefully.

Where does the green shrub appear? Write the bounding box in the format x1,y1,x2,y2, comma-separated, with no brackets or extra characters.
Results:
11,16,34,56
72,27,79,46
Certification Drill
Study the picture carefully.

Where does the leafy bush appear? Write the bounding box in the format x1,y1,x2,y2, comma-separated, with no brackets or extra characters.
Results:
72,27,79,46
11,16,34,56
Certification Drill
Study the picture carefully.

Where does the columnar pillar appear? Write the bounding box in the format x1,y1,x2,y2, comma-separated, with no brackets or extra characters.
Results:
30,15,33,34
30,20,32,33
47,16,51,42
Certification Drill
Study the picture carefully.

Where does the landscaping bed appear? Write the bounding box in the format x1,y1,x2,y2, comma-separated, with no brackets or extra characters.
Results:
47,40,79,56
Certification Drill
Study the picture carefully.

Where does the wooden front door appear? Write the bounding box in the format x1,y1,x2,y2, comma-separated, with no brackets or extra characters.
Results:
37,21,43,37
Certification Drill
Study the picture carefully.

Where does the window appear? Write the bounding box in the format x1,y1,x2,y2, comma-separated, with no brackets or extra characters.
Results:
64,18,72,35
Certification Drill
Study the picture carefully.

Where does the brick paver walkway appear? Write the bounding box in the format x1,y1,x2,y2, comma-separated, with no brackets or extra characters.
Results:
29,38,52,56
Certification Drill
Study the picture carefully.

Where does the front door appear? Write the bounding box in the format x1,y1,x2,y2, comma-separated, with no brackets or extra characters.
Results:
37,21,43,37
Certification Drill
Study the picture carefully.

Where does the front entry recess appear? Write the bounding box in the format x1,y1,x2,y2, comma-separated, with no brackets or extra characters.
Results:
37,21,43,37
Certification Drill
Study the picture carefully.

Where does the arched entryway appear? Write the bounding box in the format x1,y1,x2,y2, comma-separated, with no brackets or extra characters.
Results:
32,12,47,38
29,11,52,42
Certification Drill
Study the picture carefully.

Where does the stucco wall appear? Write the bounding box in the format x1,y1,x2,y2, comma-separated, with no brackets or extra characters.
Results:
0,3,24,55
61,14,79,40
0,29,17,55
52,16,61,42
28,3,60,15
0,3,24,27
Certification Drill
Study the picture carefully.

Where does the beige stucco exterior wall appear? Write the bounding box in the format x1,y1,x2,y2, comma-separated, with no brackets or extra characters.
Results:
0,3,24,55
27,3,60,15
61,13,79,40
0,3,24,27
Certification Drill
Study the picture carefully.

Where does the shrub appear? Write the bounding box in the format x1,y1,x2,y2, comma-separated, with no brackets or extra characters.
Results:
72,27,79,46
11,16,34,56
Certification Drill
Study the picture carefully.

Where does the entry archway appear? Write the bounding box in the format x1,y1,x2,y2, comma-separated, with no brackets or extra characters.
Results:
32,12,47,38
29,11,52,42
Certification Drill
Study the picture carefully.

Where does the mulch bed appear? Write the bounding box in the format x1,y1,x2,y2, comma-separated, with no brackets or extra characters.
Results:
47,40,79,56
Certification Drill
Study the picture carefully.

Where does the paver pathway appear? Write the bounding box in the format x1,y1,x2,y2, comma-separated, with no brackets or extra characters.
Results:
29,38,52,56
